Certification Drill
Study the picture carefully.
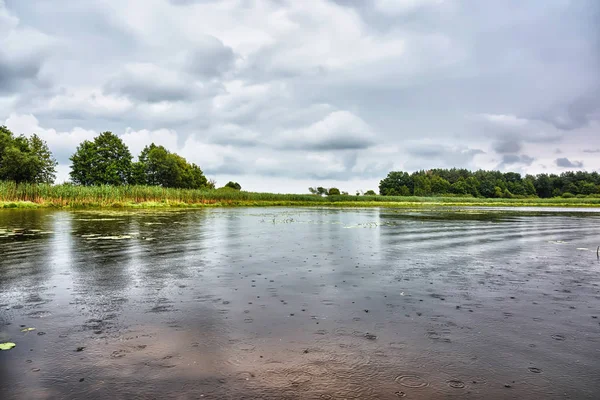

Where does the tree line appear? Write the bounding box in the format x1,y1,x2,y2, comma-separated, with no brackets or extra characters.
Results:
0,126,218,189
379,169,600,198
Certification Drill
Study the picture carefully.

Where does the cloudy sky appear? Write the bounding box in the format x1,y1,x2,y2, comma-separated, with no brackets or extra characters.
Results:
1,0,599,193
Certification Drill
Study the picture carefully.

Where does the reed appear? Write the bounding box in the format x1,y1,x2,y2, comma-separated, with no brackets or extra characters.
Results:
1,181,600,208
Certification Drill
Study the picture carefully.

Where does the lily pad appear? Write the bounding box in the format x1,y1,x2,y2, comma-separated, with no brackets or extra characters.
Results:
0,342,16,351
21,327,36,332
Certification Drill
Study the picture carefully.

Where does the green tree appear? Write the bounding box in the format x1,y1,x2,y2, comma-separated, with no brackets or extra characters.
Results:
579,182,598,195
225,181,242,190
70,132,132,185
430,175,451,195
133,143,209,189
523,177,537,196
534,174,553,198
477,175,496,198
364,190,376,196
28,134,58,183
0,127,57,183
0,126,14,162
451,179,468,195
379,171,413,195
413,175,432,196
494,186,503,198
327,187,340,195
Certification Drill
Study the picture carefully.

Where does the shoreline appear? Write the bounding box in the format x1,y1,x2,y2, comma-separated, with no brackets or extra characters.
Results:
3,199,600,209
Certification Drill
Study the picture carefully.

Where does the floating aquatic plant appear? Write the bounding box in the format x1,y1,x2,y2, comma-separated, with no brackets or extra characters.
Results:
0,342,16,351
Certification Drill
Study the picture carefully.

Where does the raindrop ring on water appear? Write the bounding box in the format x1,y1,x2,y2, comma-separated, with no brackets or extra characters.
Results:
395,375,429,388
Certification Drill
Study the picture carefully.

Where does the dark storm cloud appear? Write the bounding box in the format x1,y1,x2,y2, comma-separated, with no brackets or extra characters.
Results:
0,53,44,93
555,158,584,168
283,137,374,151
407,144,484,159
493,140,522,154
499,154,535,167
537,90,600,131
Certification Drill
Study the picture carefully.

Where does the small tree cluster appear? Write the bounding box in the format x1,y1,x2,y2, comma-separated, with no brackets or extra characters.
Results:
132,143,208,189
308,187,342,196
223,181,242,190
70,132,211,189
0,126,57,183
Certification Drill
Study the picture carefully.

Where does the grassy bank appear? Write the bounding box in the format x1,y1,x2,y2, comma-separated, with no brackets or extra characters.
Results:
1,182,600,209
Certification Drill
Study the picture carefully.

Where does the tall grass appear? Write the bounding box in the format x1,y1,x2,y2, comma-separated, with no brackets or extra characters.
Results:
1,181,600,208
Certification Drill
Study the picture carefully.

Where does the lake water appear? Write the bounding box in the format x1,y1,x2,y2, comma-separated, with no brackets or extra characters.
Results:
1,208,599,399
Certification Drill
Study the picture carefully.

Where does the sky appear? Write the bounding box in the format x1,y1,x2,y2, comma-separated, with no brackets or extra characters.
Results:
1,0,599,193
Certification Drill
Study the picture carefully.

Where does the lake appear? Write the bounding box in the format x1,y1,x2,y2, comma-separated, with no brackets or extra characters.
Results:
1,208,599,399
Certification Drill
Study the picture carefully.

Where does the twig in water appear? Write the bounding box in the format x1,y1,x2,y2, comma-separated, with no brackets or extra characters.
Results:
597,246,599,260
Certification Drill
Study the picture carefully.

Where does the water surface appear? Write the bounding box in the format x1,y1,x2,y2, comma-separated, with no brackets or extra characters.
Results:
1,208,599,399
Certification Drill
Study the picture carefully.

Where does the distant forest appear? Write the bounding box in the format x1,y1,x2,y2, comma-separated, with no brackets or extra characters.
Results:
379,169,600,198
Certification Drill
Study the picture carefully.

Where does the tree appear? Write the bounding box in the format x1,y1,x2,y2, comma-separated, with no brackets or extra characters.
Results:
379,171,413,195
309,187,318,195
523,177,537,196
430,175,451,195
534,174,553,198
70,132,132,185
413,175,432,196
132,143,209,189
0,126,14,162
364,190,376,196
327,187,340,195
28,134,58,183
449,179,466,195
316,187,328,196
225,181,242,190
579,182,598,195
0,127,57,183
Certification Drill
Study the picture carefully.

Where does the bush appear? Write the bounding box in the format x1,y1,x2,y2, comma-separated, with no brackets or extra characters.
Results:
224,181,242,190
327,188,341,196
561,192,575,198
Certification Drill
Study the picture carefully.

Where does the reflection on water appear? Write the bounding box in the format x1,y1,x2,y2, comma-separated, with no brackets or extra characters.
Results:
1,208,600,399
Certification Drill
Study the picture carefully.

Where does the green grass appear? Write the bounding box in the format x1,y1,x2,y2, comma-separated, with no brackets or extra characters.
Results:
1,181,600,209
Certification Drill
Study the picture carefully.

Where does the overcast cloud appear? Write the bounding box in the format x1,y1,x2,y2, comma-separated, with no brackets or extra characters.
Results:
1,0,598,192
